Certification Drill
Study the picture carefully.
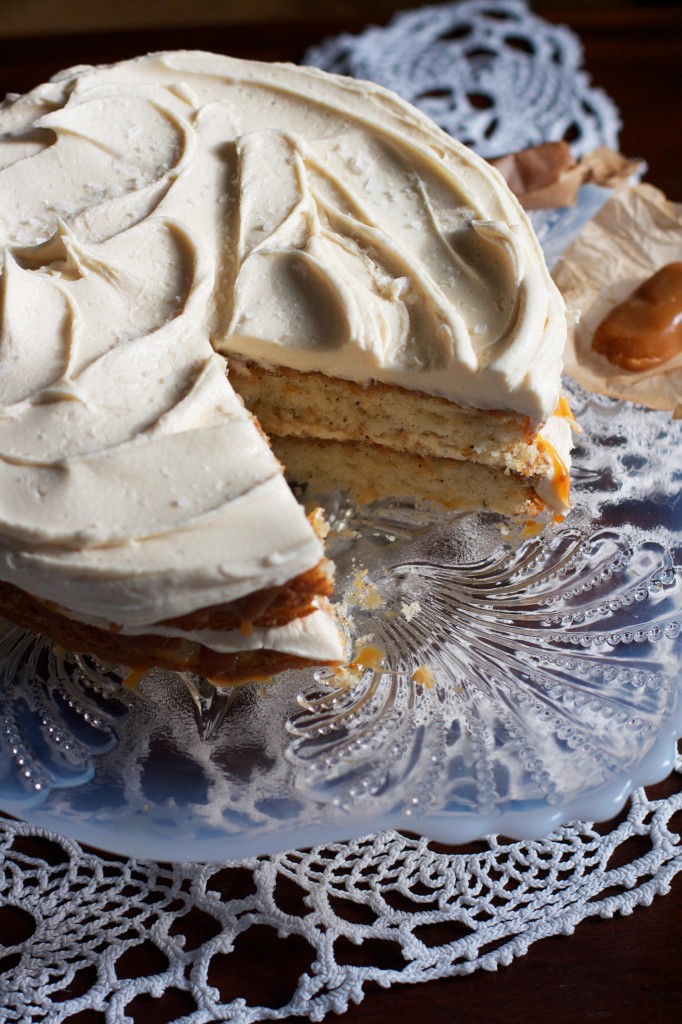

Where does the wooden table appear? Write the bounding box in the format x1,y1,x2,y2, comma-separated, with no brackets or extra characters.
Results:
0,2,680,202
0,4,680,1022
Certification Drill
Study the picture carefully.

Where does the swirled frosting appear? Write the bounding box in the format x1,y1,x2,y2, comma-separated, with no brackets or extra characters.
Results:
0,52,566,635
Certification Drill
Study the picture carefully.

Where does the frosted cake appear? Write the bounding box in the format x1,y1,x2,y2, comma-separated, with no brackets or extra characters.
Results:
0,52,572,680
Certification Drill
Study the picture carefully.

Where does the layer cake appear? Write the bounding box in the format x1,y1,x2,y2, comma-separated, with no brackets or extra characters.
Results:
0,52,572,680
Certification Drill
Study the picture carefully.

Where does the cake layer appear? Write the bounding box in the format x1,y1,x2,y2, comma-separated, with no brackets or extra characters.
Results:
0,581,341,683
160,560,334,632
273,437,546,515
209,58,567,426
231,358,565,471
0,51,566,426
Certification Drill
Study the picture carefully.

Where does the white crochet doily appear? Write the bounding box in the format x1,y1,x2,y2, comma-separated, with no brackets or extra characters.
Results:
1,3,681,1022
2,772,682,1023
304,0,621,158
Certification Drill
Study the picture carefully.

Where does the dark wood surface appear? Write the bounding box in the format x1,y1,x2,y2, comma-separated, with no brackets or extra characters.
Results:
0,3,680,198
0,4,680,1022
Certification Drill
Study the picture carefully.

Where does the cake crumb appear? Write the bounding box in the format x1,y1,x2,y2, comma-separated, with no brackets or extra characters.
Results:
309,506,330,539
354,633,376,647
330,664,361,690
328,521,360,540
400,600,421,622
347,569,385,610
330,642,387,690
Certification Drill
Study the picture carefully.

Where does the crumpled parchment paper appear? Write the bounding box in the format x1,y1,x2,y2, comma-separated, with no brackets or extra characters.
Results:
552,182,682,417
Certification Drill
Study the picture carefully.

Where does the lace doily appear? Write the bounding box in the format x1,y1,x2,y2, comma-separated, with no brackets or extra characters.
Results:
2,4,680,1023
2,769,681,1023
305,0,620,159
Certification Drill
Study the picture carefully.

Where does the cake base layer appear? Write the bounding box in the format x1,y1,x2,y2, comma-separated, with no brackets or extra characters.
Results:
0,573,340,684
274,437,544,515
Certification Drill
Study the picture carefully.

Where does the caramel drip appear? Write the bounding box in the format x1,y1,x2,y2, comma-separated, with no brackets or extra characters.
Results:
537,436,571,511
522,519,544,538
207,674,269,688
351,644,387,672
554,394,577,429
592,262,682,372
122,668,148,693
330,643,388,690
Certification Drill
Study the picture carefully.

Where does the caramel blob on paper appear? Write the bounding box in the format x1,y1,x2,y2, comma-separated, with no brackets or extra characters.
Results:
592,262,682,372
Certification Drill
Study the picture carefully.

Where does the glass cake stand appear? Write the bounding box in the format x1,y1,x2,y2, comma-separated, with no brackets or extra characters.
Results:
0,371,680,862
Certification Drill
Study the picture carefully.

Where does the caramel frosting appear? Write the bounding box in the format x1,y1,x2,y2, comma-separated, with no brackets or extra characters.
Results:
119,604,345,661
0,52,568,637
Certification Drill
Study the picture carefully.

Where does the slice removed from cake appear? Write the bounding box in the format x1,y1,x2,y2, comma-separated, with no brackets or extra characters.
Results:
208,57,572,517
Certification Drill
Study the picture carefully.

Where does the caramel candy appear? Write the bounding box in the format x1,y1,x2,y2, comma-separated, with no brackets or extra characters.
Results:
592,262,682,372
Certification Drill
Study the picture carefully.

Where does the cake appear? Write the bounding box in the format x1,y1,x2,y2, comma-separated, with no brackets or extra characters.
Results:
0,52,571,682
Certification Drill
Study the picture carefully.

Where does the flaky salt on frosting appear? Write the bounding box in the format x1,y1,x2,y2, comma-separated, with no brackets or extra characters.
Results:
0,52,568,633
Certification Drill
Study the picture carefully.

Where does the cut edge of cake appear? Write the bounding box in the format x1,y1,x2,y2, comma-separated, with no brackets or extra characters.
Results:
228,359,573,518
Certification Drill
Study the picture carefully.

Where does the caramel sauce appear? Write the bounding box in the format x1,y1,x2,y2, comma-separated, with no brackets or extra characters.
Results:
522,518,545,538
331,647,440,694
554,394,577,429
122,667,148,693
592,262,682,372
411,664,436,688
208,674,266,688
537,435,571,511
351,644,386,672
330,643,387,690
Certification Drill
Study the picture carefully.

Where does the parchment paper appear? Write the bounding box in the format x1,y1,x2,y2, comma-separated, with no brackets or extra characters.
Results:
552,182,682,417
491,144,639,210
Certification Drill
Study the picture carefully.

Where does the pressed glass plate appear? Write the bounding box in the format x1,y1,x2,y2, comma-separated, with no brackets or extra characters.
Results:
0,188,680,861
0,375,680,862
